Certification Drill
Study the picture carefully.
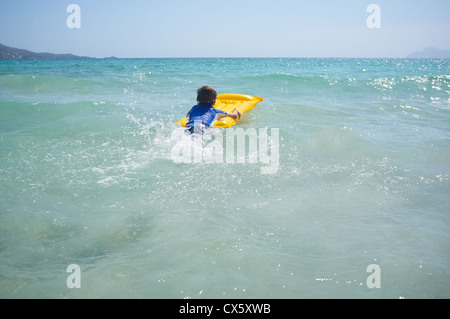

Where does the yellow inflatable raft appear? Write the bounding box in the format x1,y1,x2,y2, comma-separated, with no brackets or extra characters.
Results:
175,94,263,128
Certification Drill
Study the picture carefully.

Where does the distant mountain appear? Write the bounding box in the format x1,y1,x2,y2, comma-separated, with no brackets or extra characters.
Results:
407,47,450,59
0,43,93,60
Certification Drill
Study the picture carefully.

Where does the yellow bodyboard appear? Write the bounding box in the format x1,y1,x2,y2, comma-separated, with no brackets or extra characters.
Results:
175,94,263,128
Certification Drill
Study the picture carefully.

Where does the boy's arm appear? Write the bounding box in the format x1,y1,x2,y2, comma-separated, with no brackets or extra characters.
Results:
229,109,241,120
218,109,241,120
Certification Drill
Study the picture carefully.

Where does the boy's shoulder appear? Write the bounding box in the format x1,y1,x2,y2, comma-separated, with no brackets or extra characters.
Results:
213,107,227,114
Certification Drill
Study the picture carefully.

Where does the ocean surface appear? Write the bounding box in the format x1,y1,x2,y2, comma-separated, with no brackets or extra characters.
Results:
0,58,449,299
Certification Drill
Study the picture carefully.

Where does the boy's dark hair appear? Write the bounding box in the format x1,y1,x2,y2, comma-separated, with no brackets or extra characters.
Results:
197,86,217,105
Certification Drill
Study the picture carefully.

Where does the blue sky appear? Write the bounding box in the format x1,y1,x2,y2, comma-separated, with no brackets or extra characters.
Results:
0,0,449,58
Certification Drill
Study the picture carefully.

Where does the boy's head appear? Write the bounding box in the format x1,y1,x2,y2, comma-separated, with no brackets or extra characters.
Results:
197,86,217,106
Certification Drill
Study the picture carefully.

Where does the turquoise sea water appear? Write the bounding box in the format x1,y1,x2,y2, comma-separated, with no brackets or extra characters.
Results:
0,58,449,299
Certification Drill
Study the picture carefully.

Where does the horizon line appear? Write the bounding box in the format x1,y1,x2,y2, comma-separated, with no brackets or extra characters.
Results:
2,56,449,60
2,43,450,61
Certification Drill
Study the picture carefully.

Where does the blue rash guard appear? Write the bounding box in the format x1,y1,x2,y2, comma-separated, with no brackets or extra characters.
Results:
186,104,228,132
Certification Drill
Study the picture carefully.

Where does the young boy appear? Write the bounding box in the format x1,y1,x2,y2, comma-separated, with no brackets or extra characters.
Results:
185,86,241,134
